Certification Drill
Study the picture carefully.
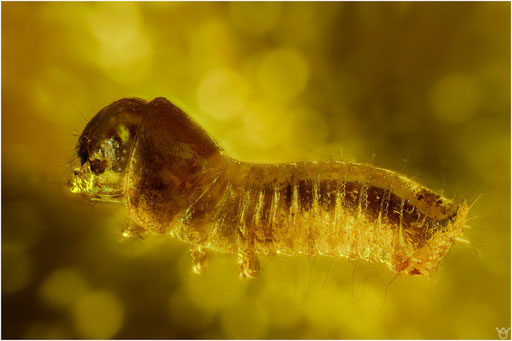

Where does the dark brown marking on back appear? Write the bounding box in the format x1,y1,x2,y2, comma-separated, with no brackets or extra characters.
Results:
402,200,419,230
319,179,337,213
358,184,369,216
318,180,329,210
297,178,313,212
259,183,275,245
416,189,440,206
386,192,403,228
366,186,386,222
343,181,360,214
282,181,293,211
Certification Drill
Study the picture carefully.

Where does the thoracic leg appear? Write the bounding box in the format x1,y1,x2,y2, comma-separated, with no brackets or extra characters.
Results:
190,247,208,274
237,220,259,278
238,250,260,278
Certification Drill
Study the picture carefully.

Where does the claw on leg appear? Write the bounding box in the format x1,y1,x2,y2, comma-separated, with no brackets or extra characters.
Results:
238,252,260,278
191,248,208,274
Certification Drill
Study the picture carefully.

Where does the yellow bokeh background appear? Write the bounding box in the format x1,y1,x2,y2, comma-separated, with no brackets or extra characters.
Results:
2,2,510,339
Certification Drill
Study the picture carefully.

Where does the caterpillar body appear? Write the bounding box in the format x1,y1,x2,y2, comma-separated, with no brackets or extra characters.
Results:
69,97,467,278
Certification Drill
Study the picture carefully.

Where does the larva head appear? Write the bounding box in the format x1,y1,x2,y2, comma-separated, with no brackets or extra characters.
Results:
401,199,468,276
69,98,147,200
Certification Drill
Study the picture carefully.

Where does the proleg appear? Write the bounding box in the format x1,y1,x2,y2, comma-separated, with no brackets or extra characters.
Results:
69,97,468,278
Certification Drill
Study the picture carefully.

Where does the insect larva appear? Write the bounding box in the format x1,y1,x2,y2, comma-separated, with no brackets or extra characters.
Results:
69,97,468,278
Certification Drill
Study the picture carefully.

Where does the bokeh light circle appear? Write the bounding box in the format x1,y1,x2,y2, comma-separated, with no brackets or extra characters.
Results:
257,48,309,102
40,268,89,310
430,73,481,124
197,68,250,121
3,246,32,295
72,291,124,339
229,2,282,36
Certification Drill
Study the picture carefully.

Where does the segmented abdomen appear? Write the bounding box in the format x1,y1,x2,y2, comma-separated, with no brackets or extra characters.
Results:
177,159,460,270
